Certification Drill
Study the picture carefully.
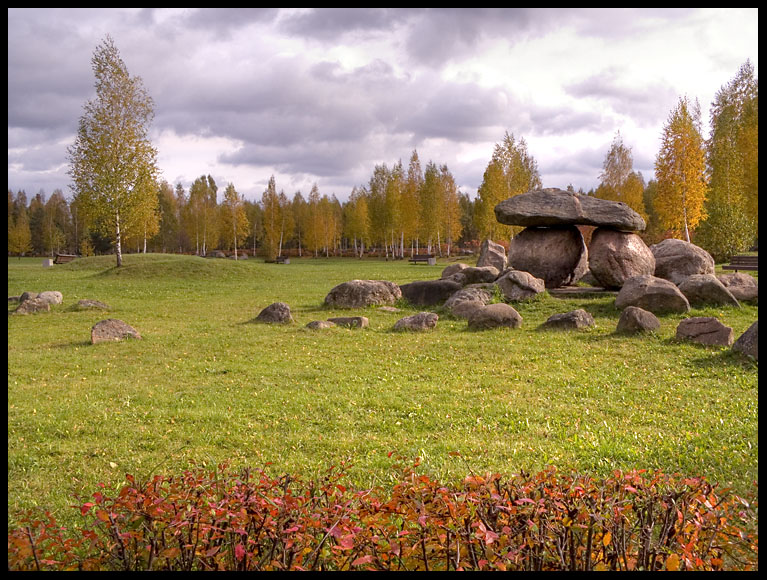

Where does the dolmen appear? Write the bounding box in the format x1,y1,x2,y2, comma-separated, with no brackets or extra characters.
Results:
495,188,652,289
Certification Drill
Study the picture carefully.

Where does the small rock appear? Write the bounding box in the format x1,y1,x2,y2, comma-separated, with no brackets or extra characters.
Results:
75,299,110,310
393,312,438,331
91,319,141,344
732,321,758,360
676,317,733,347
13,297,50,315
306,320,336,330
327,316,369,328
542,309,595,330
616,306,660,334
254,302,294,324
467,303,523,330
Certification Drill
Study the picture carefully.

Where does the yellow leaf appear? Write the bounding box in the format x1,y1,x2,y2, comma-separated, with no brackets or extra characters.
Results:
594,563,608,571
602,531,611,546
666,553,680,571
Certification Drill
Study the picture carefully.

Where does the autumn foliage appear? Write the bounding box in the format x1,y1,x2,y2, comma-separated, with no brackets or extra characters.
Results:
8,456,757,571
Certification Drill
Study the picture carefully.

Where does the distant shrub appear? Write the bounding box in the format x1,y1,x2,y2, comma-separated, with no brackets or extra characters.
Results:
8,456,758,571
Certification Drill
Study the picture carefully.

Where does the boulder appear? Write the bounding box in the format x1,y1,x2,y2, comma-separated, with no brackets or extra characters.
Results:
494,188,646,231
732,321,758,360
393,312,438,331
400,279,463,307
459,266,500,285
676,317,734,347
327,316,369,328
37,291,63,305
306,320,336,330
587,228,655,288
615,275,690,314
677,274,740,308
467,303,523,330
74,299,110,310
443,287,494,319
441,263,469,279
91,319,141,344
324,280,402,308
476,239,507,271
19,291,38,303
508,226,588,288
13,297,50,315
717,273,758,303
650,239,715,285
616,306,661,334
495,270,545,301
254,302,294,324
542,309,595,330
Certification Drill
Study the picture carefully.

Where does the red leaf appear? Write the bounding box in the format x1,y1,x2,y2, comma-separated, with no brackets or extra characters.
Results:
235,543,245,561
352,555,374,566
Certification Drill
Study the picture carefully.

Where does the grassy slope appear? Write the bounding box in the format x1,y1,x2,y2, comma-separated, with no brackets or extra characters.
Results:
7,254,758,527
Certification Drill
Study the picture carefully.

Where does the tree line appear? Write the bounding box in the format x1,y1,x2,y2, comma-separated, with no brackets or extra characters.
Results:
7,36,758,264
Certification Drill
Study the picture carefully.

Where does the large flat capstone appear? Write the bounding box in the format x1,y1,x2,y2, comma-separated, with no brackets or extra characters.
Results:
494,188,646,231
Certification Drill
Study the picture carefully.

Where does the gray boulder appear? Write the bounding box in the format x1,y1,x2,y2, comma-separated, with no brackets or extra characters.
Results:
676,317,734,347
400,279,463,307
678,274,740,308
37,291,63,305
443,287,494,319
459,266,500,285
306,320,336,330
327,316,369,328
441,263,469,279
393,312,438,331
717,273,758,303
650,239,715,285
324,280,402,308
494,188,646,231
616,306,661,334
542,309,595,330
732,321,758,360
254,302,294,324
615,275,690,314
13,297,50,315
467,303,523,330
476,239,507,271
495,270,545,301
74,299,110,310
508,226,588,288
91,319,141,344
588,228,655,288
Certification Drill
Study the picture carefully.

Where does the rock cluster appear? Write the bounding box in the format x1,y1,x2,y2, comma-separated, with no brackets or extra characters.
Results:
495,188,651,289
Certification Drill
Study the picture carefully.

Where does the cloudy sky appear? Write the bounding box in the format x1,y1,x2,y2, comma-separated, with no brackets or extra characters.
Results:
7,8,758,203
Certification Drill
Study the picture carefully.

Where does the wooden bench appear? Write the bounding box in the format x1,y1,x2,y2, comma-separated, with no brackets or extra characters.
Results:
275,255,290,264
53,254,77,264
409,254,436,265
722,255,758,272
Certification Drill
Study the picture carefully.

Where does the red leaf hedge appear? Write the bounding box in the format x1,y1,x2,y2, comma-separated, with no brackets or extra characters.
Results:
8,456,758,571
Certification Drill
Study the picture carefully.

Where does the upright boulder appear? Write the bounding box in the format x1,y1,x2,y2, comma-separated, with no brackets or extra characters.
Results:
508,226,588,288
650,239,715,285
324,280,402,308
494,188,646,231
588,228,655,288
476,239,507,271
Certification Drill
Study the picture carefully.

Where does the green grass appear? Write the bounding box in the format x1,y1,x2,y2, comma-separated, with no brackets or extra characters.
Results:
7,254,758,529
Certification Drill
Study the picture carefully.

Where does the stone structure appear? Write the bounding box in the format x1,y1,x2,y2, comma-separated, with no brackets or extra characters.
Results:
587,228,655,288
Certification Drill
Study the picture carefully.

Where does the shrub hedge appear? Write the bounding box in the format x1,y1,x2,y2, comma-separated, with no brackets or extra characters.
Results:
8,456,758,571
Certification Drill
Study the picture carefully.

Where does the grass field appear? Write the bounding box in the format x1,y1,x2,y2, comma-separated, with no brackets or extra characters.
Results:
7,253,758,529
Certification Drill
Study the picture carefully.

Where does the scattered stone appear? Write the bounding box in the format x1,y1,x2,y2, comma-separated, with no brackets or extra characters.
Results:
615,275,690,314
467,303,523,330
650,238,715,285
508,226,588,288
327,316,369,328
393,312,438,331
75,299,110,310
676,317,734,347
19,291,39,303
91,319,141,344
494,188,646,231
254,302,294,324
476,239,507,271
717,273,758,304
400,279,463,307
587,228,655,288
677,274,740,308
459,266,500,285
616,306,660,334
306,320,336,330
441,263,469,279
444,287,494,318
542,309,595,330
324,280,402,308
495,270,545,301
13,297,50,315
732,321,758,360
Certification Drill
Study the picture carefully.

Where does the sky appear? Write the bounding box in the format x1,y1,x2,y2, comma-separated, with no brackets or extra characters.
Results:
7,8,759,204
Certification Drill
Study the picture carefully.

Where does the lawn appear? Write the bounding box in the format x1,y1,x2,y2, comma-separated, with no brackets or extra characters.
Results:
7,254,758,529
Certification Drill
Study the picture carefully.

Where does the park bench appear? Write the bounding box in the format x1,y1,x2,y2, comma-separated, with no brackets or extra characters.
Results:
722,254,758,272
409,254,436,265
53,254,77,264
275,255,290,264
